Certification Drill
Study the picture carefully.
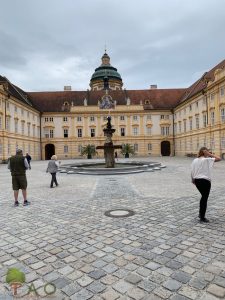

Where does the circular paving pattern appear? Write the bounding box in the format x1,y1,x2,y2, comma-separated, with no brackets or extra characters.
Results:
104,209,135,218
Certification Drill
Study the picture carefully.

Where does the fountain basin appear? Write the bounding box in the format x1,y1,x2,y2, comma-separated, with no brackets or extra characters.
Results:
60,161,164,175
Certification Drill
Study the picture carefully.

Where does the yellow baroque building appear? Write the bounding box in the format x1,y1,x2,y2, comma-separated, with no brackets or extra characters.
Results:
0,52,225,162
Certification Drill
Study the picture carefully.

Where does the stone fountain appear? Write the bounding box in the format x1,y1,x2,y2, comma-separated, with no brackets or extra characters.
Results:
96,116,122,168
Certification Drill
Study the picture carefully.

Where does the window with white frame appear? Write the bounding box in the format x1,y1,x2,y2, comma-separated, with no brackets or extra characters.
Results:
64,129,68,138
120,128,125,136
120,115,125,121
78,145,82,153
211,111,215,125
90,128,95,137
133,115,138,121
189,104,192,111
63,116,68,122
33,125,35,137
196,101,198,108
189,119,192,131
21,122,24,135
146,114,151,120
14,119,18,133
146,127,151,135
77,116,82,122
90,116,95,122
174,123,177,134
134,143,138,152
221,108,225,123
6,117,10,131
103,116,107,121
133,127,139,136
148,143,152,151
220,86,224,97
221,136,225,148
78,128,82,137
196,116,199,129
49,129,54,138
179,122,181,133
28,124,31,136
184,120,186,132
161,126,169,136
64,145,68,153
203,114,207,127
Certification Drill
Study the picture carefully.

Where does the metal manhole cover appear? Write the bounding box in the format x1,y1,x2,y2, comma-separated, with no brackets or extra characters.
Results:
104,209,135,218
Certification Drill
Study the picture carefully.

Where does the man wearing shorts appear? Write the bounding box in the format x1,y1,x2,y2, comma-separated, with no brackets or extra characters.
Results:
8,149,30,206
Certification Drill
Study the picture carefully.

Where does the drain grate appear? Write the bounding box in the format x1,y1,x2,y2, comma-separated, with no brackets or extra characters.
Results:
104,209,135,218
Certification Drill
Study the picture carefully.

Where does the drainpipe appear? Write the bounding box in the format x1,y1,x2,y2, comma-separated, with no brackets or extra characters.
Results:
40,112,42,160
172,109,175,156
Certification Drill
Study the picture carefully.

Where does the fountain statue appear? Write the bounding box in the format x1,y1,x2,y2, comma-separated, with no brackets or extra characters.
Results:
96,116,122,168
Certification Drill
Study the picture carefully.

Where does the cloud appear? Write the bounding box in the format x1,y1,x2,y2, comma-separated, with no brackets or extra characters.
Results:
0,0,224,91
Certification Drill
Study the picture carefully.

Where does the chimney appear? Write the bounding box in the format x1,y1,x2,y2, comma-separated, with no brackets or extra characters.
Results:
64,86,72,91
150,84,157,89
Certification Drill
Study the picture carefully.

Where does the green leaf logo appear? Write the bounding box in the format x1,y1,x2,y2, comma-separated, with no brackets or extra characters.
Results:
6,268,26,295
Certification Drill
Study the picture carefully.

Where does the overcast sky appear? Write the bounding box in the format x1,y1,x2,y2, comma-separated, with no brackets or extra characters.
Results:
0,0,224,92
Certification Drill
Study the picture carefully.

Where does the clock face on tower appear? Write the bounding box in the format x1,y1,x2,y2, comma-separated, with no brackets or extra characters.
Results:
99,94,115,109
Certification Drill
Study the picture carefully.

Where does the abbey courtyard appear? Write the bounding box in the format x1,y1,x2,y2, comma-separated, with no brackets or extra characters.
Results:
0,53,225,161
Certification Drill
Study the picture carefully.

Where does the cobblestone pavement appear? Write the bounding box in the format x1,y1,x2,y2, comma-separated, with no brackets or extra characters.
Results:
0,157,225,300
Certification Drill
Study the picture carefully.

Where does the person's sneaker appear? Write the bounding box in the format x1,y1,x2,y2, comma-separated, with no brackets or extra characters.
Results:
23,200,30,206
14,201,19,207
200,217,209,223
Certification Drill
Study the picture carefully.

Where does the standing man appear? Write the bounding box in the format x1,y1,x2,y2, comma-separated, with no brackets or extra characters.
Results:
8,149,30,206
191,147,221,222
25,153,32,169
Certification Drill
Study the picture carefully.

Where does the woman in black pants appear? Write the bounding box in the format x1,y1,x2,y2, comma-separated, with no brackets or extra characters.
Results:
46,155,60,188
191,147,221,222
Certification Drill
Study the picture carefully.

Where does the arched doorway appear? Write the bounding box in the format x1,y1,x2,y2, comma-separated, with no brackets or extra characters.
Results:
45,144,55,160
161,141,171,156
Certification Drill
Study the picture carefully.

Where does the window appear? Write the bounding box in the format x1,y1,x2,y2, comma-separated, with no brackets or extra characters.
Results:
78,145,82,153
179,122,181,133
64,129,68,138
161,126,169,136
196,116,199,129
146,127,151,135
184,120,186,132
189,119,192,131
64,145,68,153
211,111,215,125
133,127,138,136
103,116,107,121
28,124,30,136
50,129,54,138
221,136,225,148
174,123,177,134
203,114,207,127
0,117,2,130
148,143,152,151
44,117,53,122
27,111,30,118
133,115,138,121
21,122,24,135
6,117,10,131
196,101,198,108
21,109,24,116
15,120,18,133
146,114,151,120
6,102,9,110
221,108,225,123
160,115,165,119
63,116,68,122
77,116,82,122
120,115,125,121
221,86,225,97
134,143,138,152
33,125,35,137
14,106,17,112
189,104,192,111
90,128,95,137
120,128,125,136
78,128,82,137
90,116,95,122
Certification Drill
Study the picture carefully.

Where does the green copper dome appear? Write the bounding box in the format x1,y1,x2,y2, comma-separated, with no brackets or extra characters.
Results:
90,52,122,83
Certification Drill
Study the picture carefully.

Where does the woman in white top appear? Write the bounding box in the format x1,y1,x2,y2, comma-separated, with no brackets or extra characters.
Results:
191,147,221,223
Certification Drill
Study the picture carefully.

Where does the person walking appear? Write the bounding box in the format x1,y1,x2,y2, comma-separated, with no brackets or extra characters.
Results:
191,147,221,223
25,153,32,169
114,151,118,161
8,149,30,206
46,155,60,188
